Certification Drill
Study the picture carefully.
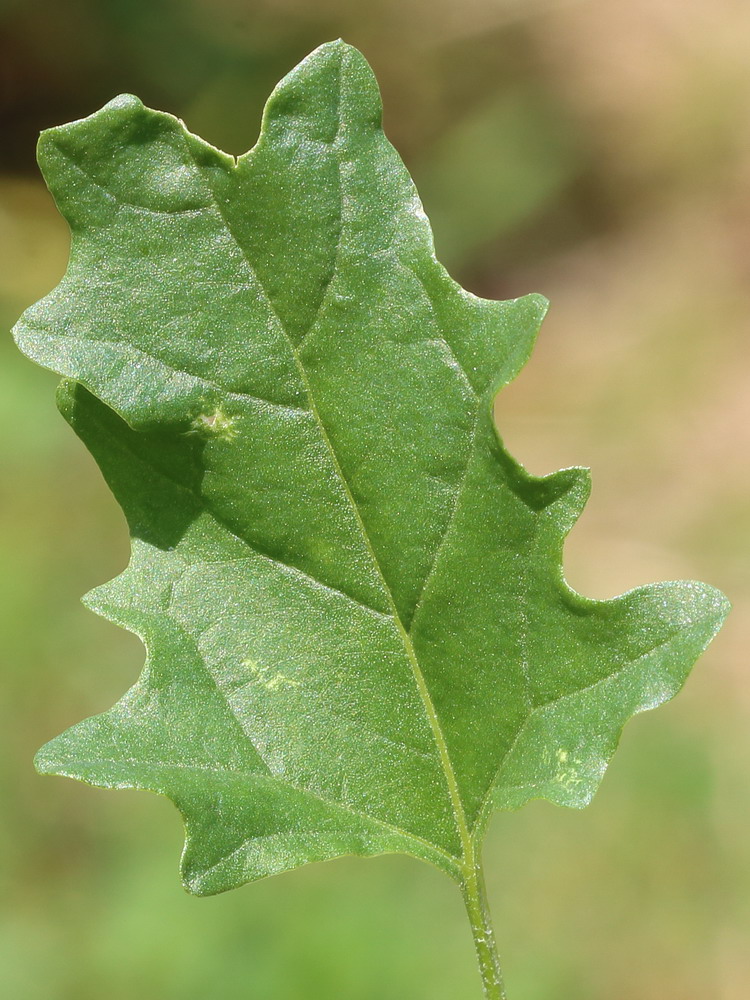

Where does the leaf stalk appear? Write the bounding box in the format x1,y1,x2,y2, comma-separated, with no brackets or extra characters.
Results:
461,858,507,1000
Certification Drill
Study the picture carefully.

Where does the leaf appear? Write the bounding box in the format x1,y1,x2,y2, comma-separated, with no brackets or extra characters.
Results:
15,40,728,900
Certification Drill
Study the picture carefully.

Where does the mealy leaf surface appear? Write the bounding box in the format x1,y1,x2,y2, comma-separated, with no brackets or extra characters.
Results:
15,41,728,895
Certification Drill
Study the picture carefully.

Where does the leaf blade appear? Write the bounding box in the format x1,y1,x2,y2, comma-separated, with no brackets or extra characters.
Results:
18,40,729,896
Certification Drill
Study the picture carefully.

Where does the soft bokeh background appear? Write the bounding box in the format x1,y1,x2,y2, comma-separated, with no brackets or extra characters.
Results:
1,1,747,997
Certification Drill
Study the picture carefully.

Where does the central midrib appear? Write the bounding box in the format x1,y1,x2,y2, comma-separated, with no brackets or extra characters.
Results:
184,61,476,873
295,341,475,871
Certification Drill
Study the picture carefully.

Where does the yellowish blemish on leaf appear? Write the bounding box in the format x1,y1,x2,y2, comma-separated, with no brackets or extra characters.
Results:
243,657,300,692
555,748,584,791
190,408,237,440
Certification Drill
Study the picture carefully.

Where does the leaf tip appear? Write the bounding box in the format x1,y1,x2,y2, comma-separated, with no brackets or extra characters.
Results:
310,37,363,62
33,739,64,778
523,291,550,321
702,582,731,623
179,868,216,898
550,464,592,529
687,582,731,641
649,578,731,634
102,92,145,113
37,93,144,154
54,377,79,417
306,38,377,92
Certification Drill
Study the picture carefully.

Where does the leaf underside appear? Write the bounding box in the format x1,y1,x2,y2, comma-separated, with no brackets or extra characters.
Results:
16,41,728,895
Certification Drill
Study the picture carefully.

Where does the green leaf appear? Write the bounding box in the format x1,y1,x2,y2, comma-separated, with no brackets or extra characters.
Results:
15,40,727,905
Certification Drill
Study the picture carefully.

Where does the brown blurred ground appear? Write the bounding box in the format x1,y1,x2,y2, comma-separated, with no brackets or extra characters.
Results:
0,1,747,998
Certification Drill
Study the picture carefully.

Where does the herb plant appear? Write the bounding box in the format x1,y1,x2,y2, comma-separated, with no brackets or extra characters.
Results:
14,40,729,999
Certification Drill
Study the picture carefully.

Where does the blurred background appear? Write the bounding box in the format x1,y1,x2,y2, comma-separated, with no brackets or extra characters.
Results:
0,1,747,997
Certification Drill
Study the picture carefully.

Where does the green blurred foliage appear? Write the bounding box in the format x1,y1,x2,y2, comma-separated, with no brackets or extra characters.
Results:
1,0,747,998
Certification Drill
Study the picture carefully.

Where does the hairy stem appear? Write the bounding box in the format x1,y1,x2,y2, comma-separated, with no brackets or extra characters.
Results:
461,858,507,1000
